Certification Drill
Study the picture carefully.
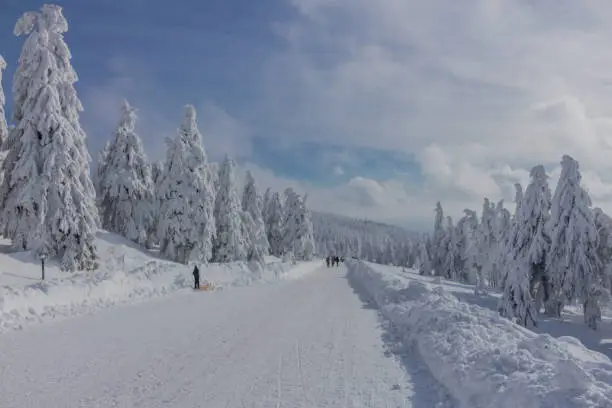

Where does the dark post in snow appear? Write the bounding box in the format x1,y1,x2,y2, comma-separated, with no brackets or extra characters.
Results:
40,254,46,281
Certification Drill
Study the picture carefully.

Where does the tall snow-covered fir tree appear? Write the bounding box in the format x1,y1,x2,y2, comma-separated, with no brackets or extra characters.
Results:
417,235,432,275
0,55,7,149
0,5,99,270
156,105,215,264
546,155,603,328
457,209,479,285
213,156,248,262
432,202,446,276
499,165,551,327
514,182,524,215
479,198,499,288
262,187,272,219
593,208,612,293
95,100,155,247
282,188,315,261
441,216,458,280
242,170,270,263
265,191,284,257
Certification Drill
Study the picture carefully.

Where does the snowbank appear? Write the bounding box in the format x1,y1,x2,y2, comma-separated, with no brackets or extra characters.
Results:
0,231,320,334
346,260,612,408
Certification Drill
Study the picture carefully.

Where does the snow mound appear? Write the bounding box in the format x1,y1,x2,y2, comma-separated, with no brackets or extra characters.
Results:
0,231,319,334
347,260,612,408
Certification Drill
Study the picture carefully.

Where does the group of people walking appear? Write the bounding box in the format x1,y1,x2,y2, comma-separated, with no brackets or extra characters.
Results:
325,255,343,268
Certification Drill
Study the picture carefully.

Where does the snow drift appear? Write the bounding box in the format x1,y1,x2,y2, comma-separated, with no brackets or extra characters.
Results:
0,232,319,334
346,260,612,408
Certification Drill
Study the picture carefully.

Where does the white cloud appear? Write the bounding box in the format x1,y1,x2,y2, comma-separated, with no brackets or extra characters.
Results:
256,0,612,225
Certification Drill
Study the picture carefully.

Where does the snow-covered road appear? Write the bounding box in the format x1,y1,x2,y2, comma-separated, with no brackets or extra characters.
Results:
0,265,428,407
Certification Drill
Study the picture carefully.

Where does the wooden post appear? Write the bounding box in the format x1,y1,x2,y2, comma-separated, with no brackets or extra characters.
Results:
41,255,45,281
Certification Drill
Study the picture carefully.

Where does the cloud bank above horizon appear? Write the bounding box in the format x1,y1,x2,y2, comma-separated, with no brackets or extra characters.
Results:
3,0,612,231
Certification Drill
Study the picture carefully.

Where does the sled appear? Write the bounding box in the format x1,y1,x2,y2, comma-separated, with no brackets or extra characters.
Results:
194,281,216,291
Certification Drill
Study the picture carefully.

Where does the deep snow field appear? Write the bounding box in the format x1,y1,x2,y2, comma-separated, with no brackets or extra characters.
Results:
0,230,318,334
347,260,612,408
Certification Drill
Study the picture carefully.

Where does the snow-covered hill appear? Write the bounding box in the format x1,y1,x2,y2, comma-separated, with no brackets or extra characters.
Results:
0,230,320,334
347,260,612,408
312,211,420,264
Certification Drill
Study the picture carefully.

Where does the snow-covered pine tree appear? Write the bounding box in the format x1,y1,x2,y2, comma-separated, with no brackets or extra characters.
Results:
593,208,612,294
546,155,603,328
282,188,315,261
432,202,446,276
149,160,164,245
417,234,432,275
499,165,550,327
242,170,270,264
514,182,524,216
442,216,458,280
156,105,215,263
262,187,272,220
478,198,497,289
266,191,284,257
213,156,247,262
0,55,7,149
494,200,512,292
0,5,99,270
460,209,480,285
151,160,164,187
522,165,552,312
95,100,155,247
0,55,7,186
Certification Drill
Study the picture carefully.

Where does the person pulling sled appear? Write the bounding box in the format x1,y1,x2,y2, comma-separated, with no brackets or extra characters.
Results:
193,265,200,289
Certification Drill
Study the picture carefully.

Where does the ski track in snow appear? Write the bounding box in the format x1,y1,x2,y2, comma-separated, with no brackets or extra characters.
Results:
0,265,444,407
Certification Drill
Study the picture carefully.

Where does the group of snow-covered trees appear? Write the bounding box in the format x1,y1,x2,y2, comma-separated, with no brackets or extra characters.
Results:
312,212,421,266
0,4,315,271
421,155,612,330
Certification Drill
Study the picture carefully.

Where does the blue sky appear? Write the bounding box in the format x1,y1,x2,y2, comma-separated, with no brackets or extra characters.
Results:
2,1,612,230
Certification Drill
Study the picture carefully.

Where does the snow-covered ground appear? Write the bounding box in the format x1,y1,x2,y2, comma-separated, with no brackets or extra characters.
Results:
0,264,437,408
0,230,320,334
346,260,612,408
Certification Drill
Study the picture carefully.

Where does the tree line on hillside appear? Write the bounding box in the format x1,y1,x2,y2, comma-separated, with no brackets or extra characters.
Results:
0,4,315,272
312,211,423,266
418,156,612,330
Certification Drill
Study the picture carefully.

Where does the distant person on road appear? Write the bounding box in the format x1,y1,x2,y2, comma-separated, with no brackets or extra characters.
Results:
325,256,330,268
193,265,200,289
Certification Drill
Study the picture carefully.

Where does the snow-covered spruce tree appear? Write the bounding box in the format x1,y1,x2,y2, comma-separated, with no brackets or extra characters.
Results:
523,165,552,312
432,201,446,276
514,182,524,216
546,155,603,328
242,170,270,264
266,191,284,257
0,5,99,270
0,55,7,149
499,165,551,327
212,156,247,262
457,209,480,285
441,216,458,280
95,100,155,247
0,55,7,186
479,198,500,288
417,234,432,275
282,188,315,261
262,187,272,220
156,105,215,263
593,208,612,293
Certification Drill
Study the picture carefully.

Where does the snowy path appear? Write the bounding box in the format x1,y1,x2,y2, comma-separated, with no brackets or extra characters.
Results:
0,265,431,407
